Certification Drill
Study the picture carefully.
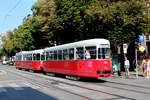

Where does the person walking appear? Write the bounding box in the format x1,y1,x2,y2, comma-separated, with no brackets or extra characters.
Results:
124,57,130,77
141,56,148,77
146,56,150,78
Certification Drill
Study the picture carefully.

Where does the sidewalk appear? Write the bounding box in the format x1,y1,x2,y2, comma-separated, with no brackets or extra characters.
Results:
112,71,143,78
100,71,150,88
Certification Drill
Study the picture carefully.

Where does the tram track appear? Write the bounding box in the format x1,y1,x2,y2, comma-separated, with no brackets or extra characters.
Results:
5,67,136,100
107,81,150,89
5,69,95,100
94,82,150,95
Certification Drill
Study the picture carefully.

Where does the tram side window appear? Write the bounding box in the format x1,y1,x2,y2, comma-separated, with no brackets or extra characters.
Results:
69,48,74,60
23,55,27,61
76,47,84,60
41,54,45,61
19,55,22,61
25,54,28,61
33,54,36,60
54,51,57,60
63,49,69,60
58,50,62,60
46,52,51,60
98,48,110,59
47,51,54,60
33,54,40,61
27,54,32,61
85,46,96,59
46,52,49,60
16,55,22,61
46,51,53,61
37,54,40,60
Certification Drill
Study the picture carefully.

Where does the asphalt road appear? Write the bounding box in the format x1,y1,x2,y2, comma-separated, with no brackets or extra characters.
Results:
0,64,150,100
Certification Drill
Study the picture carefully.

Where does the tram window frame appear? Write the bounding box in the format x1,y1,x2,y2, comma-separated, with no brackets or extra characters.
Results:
46,52,49,60
46,51,53,61
69,48,74,60
85,46,96,60
16,55,22,61
98,48,110,59
58,50,62,61
33,53,41,61
27,54,32,61
54,50,57,60
41,54,45,61
23,55,27,61
76,47,84,60
63,49,69,60
47,51,54,61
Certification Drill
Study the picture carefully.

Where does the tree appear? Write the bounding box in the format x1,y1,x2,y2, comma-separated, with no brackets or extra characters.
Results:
31,0,57,47
86,0,147,46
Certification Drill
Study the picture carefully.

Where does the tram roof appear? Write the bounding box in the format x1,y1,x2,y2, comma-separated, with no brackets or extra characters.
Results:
44,38,110,51
16,49,44,55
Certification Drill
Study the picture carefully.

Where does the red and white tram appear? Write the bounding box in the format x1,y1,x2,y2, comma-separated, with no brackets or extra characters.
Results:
42,39,112,79
15,49,44,71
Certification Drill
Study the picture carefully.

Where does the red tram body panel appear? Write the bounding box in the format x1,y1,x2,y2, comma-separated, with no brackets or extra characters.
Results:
43,60,111,77
15,50,44,71
16,61,42,70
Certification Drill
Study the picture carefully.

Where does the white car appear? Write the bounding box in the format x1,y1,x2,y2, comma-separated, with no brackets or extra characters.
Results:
2,61,7,65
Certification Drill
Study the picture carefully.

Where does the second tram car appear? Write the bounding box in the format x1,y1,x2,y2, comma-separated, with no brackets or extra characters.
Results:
42,39,112,79
15,49,44,71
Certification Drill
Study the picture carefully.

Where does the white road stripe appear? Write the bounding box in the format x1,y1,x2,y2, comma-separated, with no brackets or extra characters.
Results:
8,83,24,90
23,82,40,89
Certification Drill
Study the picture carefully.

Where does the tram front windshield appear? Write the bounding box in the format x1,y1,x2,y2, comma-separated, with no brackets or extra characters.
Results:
98,48,110,59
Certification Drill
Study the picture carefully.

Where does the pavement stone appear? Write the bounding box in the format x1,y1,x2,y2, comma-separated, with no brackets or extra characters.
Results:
100,71,150,88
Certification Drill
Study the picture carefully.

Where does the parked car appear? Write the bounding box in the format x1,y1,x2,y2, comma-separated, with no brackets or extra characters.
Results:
8,61,14,65
2,61,7,65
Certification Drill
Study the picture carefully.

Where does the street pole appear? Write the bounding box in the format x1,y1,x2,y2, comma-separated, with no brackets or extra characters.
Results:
135,44,138,78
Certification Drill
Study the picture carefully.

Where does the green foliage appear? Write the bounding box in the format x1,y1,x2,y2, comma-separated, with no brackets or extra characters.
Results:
1,0,148,57
86,0,147,45
48,0,95,43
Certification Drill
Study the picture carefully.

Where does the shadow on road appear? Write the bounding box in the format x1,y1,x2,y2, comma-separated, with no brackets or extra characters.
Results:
0,86,58,100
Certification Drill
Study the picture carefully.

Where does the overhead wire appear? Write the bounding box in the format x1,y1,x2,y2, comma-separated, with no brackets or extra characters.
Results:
1,0,22,33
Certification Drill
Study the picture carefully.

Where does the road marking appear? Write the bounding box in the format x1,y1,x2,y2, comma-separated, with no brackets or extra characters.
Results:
23,82,40,89
8,83,24,90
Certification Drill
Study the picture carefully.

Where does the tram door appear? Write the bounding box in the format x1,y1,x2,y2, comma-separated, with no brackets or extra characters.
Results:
98,48,110,72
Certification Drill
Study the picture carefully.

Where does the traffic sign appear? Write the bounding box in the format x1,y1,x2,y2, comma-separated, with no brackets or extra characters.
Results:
123,44,128,54
139,46,145,52
139,35,144,42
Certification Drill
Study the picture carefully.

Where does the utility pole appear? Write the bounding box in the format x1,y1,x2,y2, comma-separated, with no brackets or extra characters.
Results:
135,42,138,78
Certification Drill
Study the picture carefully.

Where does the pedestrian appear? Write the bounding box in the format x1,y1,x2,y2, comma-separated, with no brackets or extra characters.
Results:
141,55,147,77
85,50,91,59
146,56,150,78
124,57,130,77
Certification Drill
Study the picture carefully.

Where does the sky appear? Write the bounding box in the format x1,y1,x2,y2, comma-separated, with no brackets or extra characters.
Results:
0,0,37,34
